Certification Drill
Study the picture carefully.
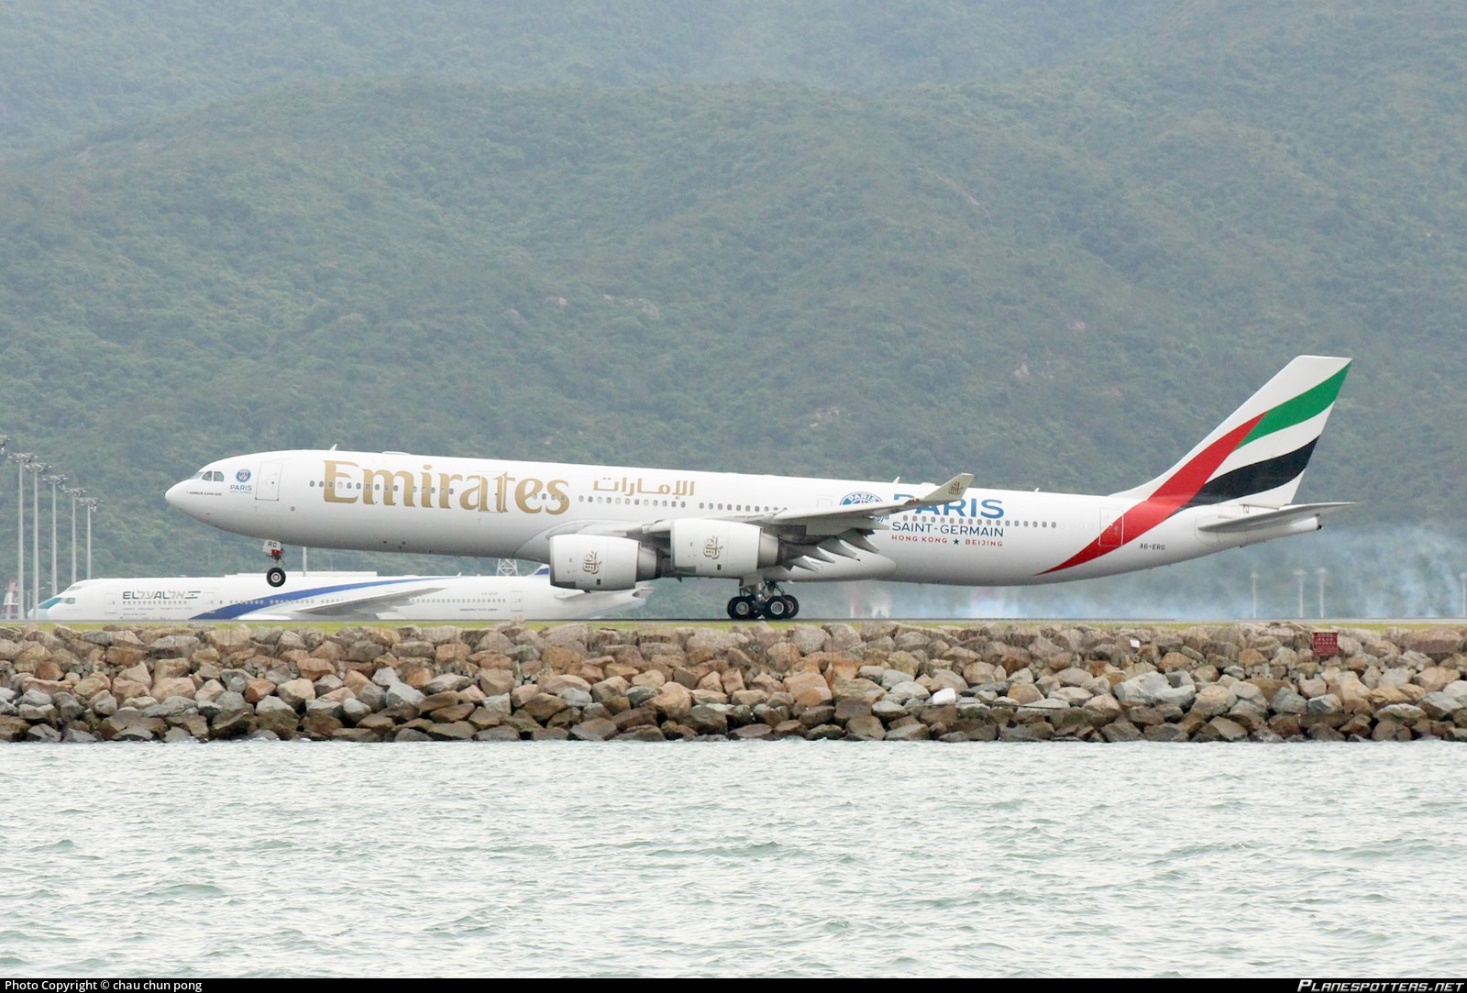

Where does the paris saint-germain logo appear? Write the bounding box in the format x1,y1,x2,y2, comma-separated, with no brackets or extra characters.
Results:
235,469,252,483
840,491,882,506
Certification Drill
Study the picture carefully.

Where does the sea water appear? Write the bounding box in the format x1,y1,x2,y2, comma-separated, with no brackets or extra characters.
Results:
1,741,1462,977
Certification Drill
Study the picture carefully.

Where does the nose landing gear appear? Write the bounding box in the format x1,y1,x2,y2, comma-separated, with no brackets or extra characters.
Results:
726,582,799,621
264,540,286,587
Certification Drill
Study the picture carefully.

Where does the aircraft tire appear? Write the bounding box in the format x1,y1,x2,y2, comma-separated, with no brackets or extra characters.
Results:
727,596,758,621
763,596,792,620
266,566,287,588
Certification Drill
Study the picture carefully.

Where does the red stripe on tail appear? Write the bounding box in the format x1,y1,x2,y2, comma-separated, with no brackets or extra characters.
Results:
1040,414,1263,575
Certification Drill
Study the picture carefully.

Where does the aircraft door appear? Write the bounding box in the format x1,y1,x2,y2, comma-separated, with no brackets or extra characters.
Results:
1098,511,1124,550
256,461,284,502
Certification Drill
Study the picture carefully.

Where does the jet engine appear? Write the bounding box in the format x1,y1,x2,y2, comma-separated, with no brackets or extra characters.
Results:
548,534,658,591
670,519,780,578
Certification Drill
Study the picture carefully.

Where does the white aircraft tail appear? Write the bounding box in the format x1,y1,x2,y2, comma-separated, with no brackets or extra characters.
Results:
1111,355,1352,509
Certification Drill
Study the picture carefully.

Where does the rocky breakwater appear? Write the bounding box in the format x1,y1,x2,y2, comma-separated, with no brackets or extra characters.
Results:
1,621,1466,743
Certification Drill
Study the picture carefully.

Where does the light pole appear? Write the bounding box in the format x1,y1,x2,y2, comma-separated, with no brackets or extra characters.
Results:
1460,572,1466,620
65,488,81,587
0,440,9,619
1293,568,1306,619
83,498,99,578
45,474,64,597
1316,567,1327,619
27,461,47,617
1250,570,1258,620
9,453,31,616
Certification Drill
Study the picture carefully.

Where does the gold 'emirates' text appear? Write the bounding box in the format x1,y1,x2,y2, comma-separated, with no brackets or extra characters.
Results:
321,460,569,515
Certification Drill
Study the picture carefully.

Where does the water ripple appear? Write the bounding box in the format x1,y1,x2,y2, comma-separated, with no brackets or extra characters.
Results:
0,741,1461,975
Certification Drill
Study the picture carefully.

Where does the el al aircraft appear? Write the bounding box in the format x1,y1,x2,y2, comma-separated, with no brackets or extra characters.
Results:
30,566,651,623
166,355,1352,621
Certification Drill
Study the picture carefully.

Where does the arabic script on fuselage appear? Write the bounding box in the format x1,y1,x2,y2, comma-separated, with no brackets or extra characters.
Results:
591,475,697,498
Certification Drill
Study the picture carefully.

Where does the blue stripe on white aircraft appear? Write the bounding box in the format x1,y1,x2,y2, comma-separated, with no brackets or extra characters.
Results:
30,566,652,623
165,356,1352,621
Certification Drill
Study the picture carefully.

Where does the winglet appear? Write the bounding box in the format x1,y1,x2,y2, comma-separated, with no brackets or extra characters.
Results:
905,474,974,509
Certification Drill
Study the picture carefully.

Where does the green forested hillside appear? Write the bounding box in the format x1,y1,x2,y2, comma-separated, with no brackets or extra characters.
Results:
0,0,1168,156
1,2,1464,618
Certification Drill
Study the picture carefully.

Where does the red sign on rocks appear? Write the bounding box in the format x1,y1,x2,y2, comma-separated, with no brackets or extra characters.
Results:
1312,631,1339,657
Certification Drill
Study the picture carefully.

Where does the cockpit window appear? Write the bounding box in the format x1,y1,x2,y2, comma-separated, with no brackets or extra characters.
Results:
192,470,226,482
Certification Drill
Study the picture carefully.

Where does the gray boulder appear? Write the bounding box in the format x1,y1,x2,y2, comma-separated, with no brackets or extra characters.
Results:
1114,671,1196,709
385,683,426,710
1270,687,1308,715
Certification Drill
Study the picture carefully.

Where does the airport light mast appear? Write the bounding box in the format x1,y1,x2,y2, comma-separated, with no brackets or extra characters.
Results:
6,450,28,616
82,498,100,579
26,461,46,618
0,439,8,617
65,487,82,587
45,473,64,597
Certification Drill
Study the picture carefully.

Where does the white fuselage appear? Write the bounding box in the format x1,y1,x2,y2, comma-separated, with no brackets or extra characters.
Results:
165,450,1311,588
30,570,651,623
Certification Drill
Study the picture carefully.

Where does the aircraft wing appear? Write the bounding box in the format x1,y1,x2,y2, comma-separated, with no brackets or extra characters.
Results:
626,472,971,536
762,473,974,534
240,584,449,620
629,472,974,556
1195,502,1353,534
531,474,972,571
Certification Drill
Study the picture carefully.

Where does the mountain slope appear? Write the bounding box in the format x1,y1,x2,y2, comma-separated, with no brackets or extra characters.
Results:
0,0,1172,156
0,3,1462,618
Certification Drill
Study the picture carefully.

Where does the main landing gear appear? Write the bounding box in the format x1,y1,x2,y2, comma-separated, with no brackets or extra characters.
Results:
727,582,799,621
263,540,286,587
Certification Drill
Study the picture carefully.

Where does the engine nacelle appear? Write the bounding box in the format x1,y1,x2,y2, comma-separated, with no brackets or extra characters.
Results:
548,534,657,591
670,519,780,578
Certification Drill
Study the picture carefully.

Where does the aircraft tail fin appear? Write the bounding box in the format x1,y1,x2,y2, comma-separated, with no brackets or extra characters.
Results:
1110,355,1351,509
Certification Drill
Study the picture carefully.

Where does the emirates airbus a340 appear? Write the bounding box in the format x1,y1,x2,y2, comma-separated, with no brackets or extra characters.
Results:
166,355,1351,620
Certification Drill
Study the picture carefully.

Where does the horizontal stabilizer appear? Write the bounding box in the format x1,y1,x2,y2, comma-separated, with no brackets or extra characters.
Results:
1196,502,1353,534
